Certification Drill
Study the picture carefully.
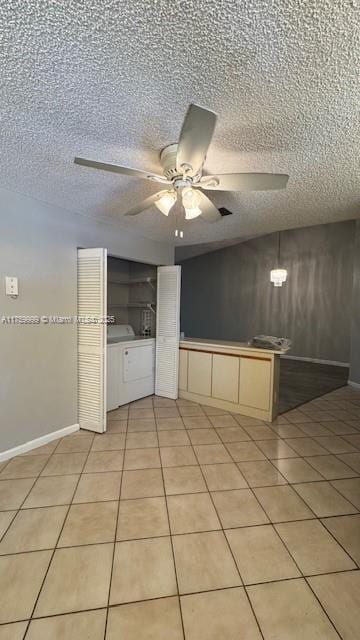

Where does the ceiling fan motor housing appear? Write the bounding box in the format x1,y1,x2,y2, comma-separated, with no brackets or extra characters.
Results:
160,143,179,180
160,144,199,193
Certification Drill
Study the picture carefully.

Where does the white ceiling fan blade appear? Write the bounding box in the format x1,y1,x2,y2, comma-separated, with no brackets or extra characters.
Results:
199,173,289,191
124,191,169,216
74,157,169,183
196,190,222,223
176,104,217,177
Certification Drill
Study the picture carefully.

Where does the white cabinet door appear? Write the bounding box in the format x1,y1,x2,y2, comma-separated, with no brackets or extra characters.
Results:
187,351,212,397
107,345,121,412
155,266,181,399
77,248,107,432
212,354,239,403
179,349,188,391
239,357,271,410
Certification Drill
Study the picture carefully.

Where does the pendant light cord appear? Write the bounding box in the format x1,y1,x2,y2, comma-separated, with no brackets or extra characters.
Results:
278,230,281,267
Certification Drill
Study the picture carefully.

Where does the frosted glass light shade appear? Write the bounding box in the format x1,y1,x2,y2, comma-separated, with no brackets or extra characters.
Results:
155,190,202,220
270,268,287,287
154,192,177,215
185,206,202,220
182,187,201,210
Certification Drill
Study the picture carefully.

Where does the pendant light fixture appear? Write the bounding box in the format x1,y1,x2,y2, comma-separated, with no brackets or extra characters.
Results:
270,231,287,287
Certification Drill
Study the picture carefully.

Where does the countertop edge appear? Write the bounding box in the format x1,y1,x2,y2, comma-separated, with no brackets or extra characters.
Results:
179,338,285,356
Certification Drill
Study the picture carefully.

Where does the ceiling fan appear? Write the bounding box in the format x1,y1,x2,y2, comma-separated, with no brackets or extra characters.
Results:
74,104,289,239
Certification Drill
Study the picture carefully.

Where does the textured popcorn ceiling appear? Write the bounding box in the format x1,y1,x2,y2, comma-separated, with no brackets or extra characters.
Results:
0,0,359,247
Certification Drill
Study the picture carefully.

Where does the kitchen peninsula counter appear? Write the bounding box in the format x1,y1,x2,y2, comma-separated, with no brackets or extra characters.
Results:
179,337,284,422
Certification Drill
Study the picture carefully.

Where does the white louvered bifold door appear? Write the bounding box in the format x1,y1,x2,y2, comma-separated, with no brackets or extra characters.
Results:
77,248,107,432
155,265,181,399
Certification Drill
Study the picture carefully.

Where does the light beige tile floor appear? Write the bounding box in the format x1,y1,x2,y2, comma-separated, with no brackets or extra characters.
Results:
0,388,359,638
308,571,360,640
107,597,183,640
275,519,356,575
26,609,107,640
58,501,118,547
272,457,323,483
226,525,300,584
110,537,177,604
123,447,161,470
247,578,340,639
173,530,241,594
321,514,360,565
116,496,169,541
201,462,248,490
167,492,221,534
0,506,67,554
0,622,28,640
181,588,262,639
163,465,207,495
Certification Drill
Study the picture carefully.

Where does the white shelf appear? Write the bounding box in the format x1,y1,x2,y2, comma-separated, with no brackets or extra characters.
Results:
108,277,156,287
108,302,156,312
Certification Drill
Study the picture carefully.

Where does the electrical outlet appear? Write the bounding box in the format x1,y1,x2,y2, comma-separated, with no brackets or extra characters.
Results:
5,277,19,297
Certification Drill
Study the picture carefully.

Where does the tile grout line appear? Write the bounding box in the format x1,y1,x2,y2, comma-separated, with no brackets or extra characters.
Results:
21,433,96,638
316,517,360,569
2,565,360,629
0,476,38,544
182,414,267,640
154,398,187,640
303,576,345,638
1,449,359,478
1,489,358,516
289,481,360,518
0,521,359,569
0,454,53,545
103,410,129,640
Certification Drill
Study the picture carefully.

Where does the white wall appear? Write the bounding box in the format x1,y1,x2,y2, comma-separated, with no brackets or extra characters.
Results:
0,189,173,452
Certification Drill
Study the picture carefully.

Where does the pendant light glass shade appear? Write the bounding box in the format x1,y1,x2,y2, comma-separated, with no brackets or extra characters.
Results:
270,268,287,287
271,231,287,287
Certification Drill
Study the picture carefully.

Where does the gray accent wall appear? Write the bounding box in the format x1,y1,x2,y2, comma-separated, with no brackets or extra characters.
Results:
0,189,173,453
350,220,360,384
179,221,355,364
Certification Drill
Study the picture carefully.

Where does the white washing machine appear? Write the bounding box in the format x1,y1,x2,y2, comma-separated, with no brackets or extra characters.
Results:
107,325,155,411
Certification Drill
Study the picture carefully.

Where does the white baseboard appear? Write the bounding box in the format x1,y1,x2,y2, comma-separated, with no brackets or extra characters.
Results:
0,423,80,462
348,380,360,390
281,354,350,368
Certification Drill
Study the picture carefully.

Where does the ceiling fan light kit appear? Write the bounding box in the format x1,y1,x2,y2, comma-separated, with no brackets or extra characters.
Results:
74,103,289,239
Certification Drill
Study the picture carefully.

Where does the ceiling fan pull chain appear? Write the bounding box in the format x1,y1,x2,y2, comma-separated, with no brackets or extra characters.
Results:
171,189,185,239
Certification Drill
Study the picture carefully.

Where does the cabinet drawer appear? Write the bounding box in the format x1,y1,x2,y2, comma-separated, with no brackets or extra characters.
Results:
239,357,271,410
187,351,212,397
212,354,239,403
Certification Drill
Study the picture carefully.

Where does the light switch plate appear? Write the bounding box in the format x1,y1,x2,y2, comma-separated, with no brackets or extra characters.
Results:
5,277,19,296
